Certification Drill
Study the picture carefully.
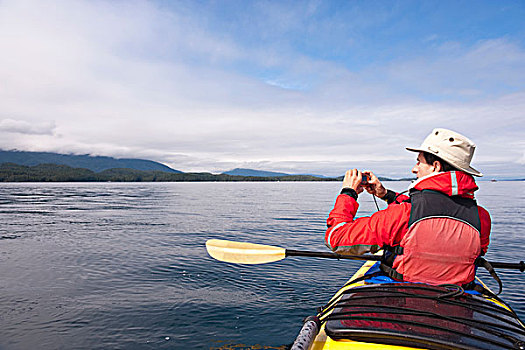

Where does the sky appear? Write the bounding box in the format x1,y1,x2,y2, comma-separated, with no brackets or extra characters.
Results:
0,0,524,178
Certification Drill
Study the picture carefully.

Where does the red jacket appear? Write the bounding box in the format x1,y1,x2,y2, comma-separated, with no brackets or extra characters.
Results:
325,172,490,258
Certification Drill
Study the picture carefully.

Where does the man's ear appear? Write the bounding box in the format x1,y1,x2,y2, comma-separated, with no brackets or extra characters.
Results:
433,161,442,172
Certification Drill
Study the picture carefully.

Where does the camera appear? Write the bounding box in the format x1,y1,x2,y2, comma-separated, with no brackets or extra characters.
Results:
361,173,370,184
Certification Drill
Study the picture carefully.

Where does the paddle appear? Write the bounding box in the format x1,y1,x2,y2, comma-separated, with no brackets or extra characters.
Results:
207,239,381,264
206,239,525,272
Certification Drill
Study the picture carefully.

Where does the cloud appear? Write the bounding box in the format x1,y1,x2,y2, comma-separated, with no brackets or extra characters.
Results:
0,0,523,178
377,39,525,99
0,119,56,135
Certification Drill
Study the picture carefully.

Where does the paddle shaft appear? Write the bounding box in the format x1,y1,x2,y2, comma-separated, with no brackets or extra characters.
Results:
285,249,525,271
489,261,525,272
286,249,381,261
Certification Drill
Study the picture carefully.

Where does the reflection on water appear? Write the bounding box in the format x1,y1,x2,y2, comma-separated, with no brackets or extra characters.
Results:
0,181,523,349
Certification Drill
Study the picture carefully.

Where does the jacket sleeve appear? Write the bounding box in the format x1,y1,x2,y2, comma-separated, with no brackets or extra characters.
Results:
325,194,410,255
478,206,491,255
394,193,410,203
382,189,409,204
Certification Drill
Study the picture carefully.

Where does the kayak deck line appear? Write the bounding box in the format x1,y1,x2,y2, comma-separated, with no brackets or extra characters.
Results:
321,287,524,349
327,302,525,335
321,286,523,328
326,317,518,350
320,284,518,318
293,259,525,350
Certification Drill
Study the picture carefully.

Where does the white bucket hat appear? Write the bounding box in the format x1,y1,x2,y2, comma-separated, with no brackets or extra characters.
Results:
406,128,483,177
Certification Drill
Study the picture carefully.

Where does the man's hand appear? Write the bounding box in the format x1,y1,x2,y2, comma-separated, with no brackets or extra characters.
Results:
342,169,365,193
362,171,387,198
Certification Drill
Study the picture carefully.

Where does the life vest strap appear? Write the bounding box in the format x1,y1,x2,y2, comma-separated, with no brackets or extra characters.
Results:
379,263,404,281
475,257,503,295
385,245,404,255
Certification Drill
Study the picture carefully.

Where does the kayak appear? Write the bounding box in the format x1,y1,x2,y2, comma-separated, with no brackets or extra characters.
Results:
292,259,525,350
204,239,525,349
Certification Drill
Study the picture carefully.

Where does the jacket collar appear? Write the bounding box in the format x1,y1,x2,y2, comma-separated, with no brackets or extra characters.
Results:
409,171,478,198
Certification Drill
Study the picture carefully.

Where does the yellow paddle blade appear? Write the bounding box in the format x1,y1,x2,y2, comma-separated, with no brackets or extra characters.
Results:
206,239,287,264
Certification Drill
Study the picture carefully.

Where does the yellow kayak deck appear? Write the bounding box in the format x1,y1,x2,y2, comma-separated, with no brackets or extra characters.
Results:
305,260,525,350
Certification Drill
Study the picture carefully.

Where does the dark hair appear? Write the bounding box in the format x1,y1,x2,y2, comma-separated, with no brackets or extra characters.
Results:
422,152,458,172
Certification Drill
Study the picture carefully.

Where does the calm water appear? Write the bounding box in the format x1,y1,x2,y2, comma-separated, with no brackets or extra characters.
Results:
0,181,523,349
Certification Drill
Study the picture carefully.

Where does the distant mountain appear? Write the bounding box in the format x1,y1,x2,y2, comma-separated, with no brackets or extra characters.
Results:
0,163,339,182
222,168,290,177
0,150,181,173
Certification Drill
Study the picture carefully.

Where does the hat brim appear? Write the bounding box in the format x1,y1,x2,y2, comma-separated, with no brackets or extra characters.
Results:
406,146,425,153
406,147,483,177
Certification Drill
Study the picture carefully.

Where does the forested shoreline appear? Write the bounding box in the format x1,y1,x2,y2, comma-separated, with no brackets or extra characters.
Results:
0,163,416,183
0,163,344,182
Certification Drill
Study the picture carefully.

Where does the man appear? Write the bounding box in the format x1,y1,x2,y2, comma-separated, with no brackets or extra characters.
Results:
325,128,491,286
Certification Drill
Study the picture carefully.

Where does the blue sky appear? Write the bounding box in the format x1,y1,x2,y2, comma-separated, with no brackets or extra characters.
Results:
0,0,524,178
